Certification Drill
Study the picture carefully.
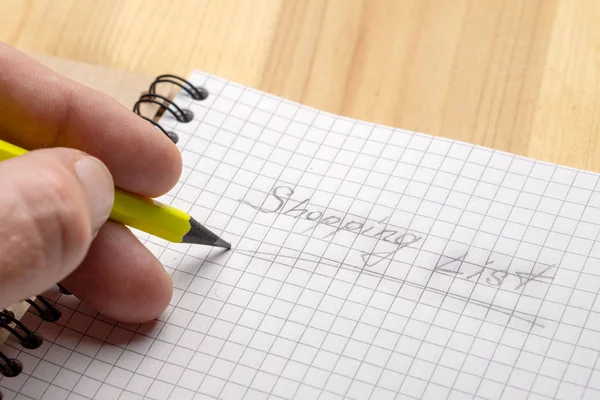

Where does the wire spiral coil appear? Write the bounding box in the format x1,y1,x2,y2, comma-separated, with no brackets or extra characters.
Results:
0,294,61,381
133,74,208,144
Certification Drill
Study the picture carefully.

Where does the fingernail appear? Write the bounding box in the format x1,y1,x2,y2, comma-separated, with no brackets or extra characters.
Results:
74,156,114,234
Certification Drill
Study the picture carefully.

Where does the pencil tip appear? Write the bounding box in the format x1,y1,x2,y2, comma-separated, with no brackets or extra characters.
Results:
183,217,231,249
213,237,232,249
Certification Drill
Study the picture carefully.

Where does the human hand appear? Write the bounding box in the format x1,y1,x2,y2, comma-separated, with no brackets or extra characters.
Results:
0,43,182,323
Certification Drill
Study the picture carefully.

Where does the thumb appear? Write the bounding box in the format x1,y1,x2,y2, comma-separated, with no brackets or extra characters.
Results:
0,148,114,308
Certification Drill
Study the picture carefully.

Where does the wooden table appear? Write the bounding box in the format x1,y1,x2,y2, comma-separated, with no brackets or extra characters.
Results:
2,0,600,172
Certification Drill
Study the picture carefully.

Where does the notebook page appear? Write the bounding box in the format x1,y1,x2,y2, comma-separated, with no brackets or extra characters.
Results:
2,70,600,400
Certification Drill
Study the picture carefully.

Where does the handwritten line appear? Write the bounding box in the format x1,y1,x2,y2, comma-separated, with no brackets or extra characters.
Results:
231,248,545,328
238,185,424,247
434,253,555,287
515,266,555,290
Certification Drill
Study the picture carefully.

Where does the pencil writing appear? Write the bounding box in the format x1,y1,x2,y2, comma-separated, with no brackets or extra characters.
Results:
239,184,422,247
238,183,557,297
233,247,545,329
434,253,555,291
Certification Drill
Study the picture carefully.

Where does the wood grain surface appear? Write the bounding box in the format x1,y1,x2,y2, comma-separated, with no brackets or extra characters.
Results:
2,0,600,171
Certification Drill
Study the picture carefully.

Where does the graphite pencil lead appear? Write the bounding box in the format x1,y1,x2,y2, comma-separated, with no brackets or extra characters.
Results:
183,217,231,248
213,237,232,249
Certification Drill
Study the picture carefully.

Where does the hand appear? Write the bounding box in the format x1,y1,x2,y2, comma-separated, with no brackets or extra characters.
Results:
0,43,182,323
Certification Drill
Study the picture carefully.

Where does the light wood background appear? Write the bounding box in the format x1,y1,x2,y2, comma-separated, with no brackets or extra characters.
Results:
2,0,600,172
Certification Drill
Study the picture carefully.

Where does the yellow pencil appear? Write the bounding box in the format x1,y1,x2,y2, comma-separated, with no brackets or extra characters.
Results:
0,139,230,249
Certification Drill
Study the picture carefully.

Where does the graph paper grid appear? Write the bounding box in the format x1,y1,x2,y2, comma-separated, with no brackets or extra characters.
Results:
2,70,600,400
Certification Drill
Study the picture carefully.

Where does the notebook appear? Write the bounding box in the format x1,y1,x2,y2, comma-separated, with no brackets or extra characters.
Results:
2,67,600,400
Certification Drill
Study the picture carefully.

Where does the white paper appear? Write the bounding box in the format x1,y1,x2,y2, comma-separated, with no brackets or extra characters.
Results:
2,70,600,400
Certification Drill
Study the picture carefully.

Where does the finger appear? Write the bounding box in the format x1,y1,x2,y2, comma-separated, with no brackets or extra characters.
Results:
0,42,182,197
0,148,114,308
60,221,173,323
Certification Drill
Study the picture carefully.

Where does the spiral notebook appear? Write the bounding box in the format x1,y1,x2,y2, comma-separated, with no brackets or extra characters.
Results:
2,64,600,400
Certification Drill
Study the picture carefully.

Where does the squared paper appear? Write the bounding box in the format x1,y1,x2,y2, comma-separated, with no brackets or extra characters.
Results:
3,70,600,400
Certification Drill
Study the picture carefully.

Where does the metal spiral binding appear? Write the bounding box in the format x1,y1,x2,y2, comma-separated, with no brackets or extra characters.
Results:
0,285,67,390
134,93,194,123
0,309,43,351
148,74,209,101
139,115,180,144
133,74,209,144
25,296,61,323
57,283,71,295
0,350,22,378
